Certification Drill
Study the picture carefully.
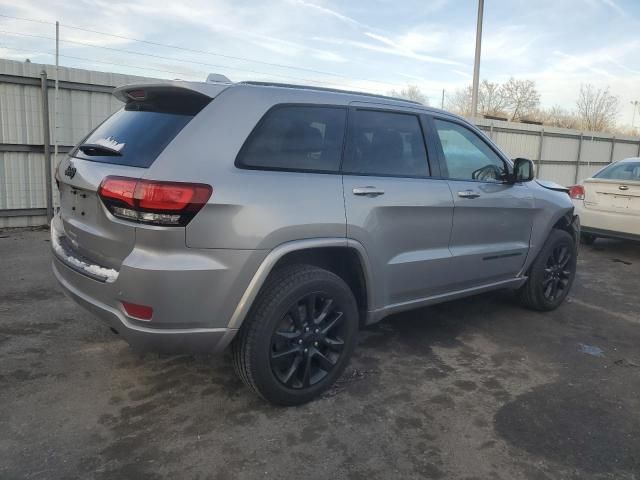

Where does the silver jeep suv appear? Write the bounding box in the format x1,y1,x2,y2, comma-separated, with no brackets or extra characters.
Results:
52,79,579,405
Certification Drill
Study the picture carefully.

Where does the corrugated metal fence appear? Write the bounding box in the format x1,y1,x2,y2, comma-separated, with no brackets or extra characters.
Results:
2,58,640,228
0,59,152,227
475,118,640,187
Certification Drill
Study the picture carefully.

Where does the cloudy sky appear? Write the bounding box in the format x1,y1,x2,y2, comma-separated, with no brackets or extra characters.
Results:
1,0,639,126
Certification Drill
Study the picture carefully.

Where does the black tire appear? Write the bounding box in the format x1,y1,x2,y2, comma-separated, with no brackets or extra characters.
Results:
518,229,577,311
232,264,359,406
581,233,596,245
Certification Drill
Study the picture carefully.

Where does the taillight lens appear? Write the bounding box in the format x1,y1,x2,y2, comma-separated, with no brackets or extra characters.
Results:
122,301,153,320
98,176,212,226
568,185,585,200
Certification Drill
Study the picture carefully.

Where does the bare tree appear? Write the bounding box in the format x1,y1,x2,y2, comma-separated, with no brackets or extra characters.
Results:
446,85,472,116
447,80,508,118
502,78,540,121
388,85,428,105
533,105,581,129
576,84,620,132
478,80,507,117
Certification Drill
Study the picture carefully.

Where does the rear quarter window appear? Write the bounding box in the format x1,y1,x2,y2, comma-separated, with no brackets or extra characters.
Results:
236,105,347,173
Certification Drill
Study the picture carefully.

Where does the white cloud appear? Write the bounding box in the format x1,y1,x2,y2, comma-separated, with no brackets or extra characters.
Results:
600,0,626,16
287,0,373,30
314,34,463,66
0,0,639,126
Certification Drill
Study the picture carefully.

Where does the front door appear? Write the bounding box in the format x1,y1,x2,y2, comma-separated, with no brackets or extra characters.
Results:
430,116,534,289
342,106,454,309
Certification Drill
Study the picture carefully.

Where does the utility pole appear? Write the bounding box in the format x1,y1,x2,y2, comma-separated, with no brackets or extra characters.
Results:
470,0,484,118
441,89,445,109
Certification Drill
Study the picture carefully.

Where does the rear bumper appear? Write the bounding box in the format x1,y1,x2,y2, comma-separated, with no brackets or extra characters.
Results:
50,215,267,353
574,201,640,238
581,227,640,242
53,258,236,352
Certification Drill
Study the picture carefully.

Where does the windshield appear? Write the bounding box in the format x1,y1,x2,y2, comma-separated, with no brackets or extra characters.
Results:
594,161,640,181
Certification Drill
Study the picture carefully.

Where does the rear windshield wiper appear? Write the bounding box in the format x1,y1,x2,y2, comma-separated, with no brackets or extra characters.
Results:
77,143,123,156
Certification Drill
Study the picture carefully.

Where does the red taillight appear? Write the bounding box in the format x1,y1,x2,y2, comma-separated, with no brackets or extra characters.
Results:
122,301,153,321
136,181,211,211
569,185,585,200
98,176,212,226
98,177,137,207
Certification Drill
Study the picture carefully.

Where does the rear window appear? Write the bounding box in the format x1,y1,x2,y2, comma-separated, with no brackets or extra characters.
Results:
236,105,347,172
594,161,640,181
72,91,210,168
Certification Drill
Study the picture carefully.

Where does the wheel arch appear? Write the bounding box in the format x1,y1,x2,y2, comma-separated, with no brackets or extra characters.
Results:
521,206,579,277
226,238,375,332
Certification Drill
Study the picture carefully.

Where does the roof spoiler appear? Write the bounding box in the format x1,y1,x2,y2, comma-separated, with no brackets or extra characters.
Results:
113,81,231,103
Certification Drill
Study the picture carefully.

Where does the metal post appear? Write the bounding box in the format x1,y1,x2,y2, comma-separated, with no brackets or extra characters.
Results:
441,89,445,110
489,121,494,140
609,136,615,164
54,21,59,168
40,71,53,223
536,128,544,178
574,133,583,185
470,0,484,118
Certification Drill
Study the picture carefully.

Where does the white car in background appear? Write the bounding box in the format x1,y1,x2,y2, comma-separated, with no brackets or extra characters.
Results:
570,157,640,244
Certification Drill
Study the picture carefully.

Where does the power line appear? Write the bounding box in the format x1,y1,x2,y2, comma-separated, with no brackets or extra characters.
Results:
0,29,368,90
0,12,396,88
60,23,356,81
0,45,207,78
0,13,51,25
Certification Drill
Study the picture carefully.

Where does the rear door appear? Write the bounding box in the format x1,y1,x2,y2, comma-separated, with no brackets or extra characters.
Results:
55,86,214,269
342,105,454,308
429,116,534,289
584,161,640,214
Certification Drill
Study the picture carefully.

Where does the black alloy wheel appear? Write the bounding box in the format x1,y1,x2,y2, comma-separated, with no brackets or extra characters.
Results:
518,229,577,311
232,264,358,405
270,293,346,389
542,244,573,302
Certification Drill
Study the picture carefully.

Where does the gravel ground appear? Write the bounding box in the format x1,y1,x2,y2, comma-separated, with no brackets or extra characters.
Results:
1,228,639,480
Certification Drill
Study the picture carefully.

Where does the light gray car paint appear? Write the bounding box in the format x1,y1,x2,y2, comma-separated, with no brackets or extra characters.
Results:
52,81,576,353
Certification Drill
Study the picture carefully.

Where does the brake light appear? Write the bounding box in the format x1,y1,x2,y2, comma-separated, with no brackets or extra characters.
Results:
127,89,147,100
98,176,212,226
569,185,585,200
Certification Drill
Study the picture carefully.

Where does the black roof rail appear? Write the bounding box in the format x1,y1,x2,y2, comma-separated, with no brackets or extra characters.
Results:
238,81,423,105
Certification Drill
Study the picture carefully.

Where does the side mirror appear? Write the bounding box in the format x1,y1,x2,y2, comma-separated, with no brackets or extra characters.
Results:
511,158,535,183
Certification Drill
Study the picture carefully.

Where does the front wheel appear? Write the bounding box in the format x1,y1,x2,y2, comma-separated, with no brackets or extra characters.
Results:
518,229,577,311
232,264,358,406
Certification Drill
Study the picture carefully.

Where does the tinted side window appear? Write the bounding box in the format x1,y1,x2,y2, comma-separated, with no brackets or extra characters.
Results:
434,119,506,182
237,106,347,172
342,110,429,177
594,161,640,181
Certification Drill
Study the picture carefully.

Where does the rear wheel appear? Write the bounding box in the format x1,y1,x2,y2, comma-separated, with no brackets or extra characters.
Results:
581,233,596,245
232,264,358,406
518,229,577,311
